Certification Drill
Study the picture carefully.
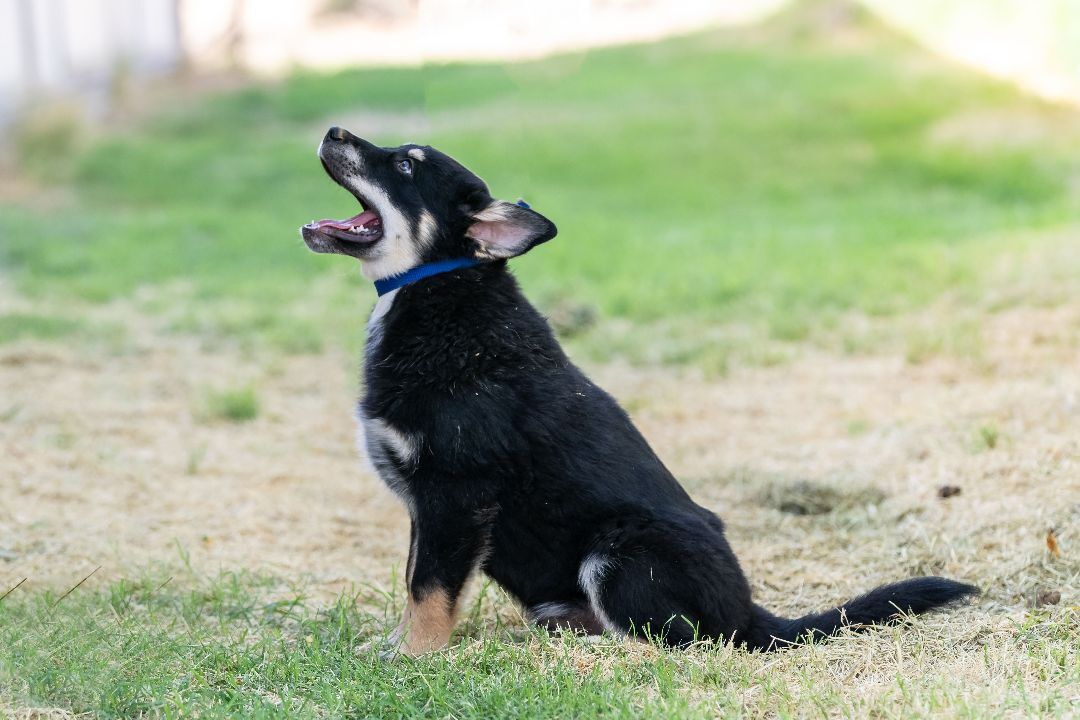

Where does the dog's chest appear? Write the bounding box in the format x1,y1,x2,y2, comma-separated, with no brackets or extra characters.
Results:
357,289,419,508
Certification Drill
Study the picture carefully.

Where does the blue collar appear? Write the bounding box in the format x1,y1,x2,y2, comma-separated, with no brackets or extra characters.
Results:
373,257,484,296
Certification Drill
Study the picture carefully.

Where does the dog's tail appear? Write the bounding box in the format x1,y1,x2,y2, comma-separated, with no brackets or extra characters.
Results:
742,576,979,652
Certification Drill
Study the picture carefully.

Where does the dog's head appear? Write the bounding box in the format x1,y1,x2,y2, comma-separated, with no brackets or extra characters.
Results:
301,127,557,280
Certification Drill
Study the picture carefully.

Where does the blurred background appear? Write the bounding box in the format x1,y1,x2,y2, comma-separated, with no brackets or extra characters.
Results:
2,0,1080,112
1,0,1079,363
1,5,1079,716
1,0,1078,623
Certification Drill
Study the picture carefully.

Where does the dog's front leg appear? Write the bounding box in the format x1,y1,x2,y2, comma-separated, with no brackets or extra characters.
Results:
386,508,487,657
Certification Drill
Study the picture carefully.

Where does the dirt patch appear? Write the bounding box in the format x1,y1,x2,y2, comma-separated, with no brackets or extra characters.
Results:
1,301,1078,619
755,476,887,516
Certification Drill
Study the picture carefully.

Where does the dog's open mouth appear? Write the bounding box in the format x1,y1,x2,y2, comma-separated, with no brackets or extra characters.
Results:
301,141,385,256
304,208,383,245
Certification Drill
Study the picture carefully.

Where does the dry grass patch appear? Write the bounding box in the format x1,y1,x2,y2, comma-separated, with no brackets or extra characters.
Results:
1,294,1078,716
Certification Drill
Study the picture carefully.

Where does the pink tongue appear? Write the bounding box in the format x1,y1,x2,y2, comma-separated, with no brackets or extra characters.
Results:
313,210,379,231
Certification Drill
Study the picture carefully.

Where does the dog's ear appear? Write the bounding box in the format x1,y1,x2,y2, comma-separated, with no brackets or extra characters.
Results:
465,200,557,259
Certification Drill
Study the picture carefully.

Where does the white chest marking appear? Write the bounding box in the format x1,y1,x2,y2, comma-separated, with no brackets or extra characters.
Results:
357,288,420,512
366,287,399,355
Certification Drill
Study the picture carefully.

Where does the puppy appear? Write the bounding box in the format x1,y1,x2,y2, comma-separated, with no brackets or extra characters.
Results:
301,127,977,655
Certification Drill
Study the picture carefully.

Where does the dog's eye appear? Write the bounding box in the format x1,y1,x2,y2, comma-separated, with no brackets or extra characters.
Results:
396,158,413,176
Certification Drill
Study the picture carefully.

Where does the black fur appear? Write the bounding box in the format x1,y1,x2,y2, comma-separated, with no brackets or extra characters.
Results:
301,128,978,652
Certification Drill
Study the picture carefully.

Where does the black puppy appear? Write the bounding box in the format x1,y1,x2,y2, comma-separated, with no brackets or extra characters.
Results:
301,127,977,655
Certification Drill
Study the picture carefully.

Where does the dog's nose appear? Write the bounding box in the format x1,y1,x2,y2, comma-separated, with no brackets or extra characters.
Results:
326,126,350,142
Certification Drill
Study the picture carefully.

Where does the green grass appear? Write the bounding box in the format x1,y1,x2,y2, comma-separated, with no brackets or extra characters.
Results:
0,572,699,718
0,313,81,344
975,423,1001,451
2,2,1079,361
0,311,127,349
1,571,1075,718
201,384,260,423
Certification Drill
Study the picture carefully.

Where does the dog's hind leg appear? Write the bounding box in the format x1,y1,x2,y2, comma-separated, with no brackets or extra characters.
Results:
578,514,755,647
578,552,706,646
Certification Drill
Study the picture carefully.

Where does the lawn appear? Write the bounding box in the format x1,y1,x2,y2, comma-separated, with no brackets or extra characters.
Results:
1,2,1078,718
1,569,1075,718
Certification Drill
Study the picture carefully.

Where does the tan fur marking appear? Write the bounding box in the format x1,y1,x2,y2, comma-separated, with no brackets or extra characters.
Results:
391,587,456,656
